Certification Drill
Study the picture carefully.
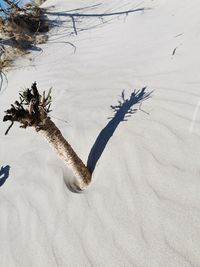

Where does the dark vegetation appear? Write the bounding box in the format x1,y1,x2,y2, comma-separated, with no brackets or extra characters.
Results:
3,82,52,135
0,0,49,69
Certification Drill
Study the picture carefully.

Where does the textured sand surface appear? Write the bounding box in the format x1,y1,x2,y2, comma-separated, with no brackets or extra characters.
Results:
1,0,200,266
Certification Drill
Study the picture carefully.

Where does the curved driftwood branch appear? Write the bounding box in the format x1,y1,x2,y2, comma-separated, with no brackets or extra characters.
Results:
3,82,91,191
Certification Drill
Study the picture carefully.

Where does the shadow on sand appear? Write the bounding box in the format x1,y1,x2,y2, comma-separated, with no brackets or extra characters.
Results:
0,165,10,187
87,87,153,173
45,3,147,36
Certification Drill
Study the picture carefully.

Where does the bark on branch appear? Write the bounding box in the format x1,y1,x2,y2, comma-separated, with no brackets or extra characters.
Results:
3,82,91,192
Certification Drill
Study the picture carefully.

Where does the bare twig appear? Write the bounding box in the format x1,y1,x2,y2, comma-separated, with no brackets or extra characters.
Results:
5,120,14,135
139,103,149,115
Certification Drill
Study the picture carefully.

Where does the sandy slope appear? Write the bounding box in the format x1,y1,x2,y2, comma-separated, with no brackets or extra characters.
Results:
1,0,200,266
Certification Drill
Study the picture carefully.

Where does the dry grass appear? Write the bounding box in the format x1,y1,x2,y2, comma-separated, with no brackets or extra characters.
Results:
0,1,49,70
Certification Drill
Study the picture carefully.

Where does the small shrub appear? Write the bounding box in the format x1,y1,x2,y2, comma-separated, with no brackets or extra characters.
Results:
0,0,49,69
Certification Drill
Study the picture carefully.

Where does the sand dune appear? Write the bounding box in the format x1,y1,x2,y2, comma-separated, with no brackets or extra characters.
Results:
0,0,200,266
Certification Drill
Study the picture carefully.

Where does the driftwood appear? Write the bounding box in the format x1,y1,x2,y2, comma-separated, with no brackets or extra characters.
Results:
3,82,91,191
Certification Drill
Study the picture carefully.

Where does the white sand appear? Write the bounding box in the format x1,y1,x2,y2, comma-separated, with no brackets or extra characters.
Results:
1,0,200,266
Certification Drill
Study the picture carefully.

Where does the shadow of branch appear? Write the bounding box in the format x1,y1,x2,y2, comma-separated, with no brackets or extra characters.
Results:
45,4,149,36
87,87,153,173
0,165,10,186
